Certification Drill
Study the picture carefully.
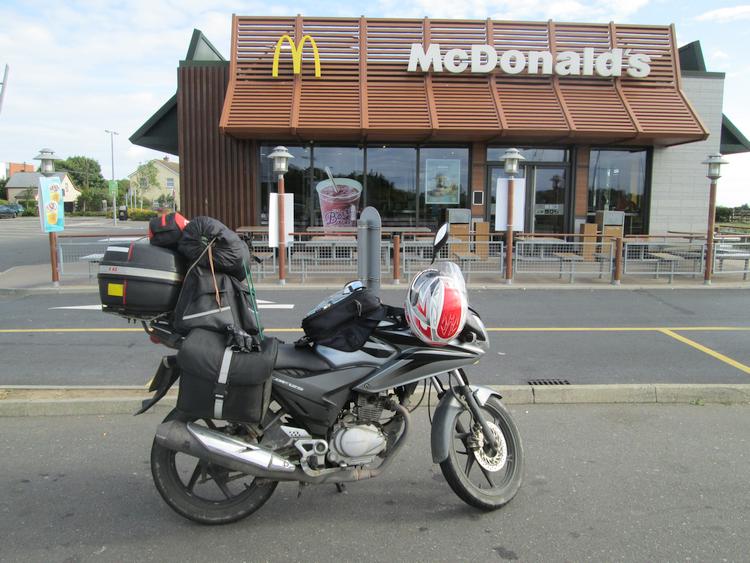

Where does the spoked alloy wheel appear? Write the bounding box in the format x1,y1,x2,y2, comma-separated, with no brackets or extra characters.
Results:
439,397,523,510
151,409,278,525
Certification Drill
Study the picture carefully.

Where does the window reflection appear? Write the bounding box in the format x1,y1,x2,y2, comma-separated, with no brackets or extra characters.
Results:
260,144,311,227
366,146,417,226
588,149,648,234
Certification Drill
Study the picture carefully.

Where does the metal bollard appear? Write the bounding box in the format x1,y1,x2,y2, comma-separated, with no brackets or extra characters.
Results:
613,237,623,285
392,234,401,284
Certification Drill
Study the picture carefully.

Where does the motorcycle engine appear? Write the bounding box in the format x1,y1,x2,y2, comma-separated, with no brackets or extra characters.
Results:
327,395,388,465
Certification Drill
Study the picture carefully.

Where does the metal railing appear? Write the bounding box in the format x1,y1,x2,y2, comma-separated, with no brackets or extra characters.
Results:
713,241,750,279
623,241,705,283
514,240,614,282
58,233,146,277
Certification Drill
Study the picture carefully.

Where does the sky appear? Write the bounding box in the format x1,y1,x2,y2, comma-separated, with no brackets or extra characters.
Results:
0,0,748,206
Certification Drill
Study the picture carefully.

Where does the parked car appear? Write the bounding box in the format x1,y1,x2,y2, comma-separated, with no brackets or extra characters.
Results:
0,205,18,218
7,203,24,214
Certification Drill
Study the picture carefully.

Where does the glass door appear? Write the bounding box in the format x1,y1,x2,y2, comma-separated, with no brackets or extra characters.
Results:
527,166,566,234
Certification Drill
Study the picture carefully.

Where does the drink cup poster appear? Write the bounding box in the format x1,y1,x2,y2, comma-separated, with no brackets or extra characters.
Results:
424,159,460,205
38,176,65,233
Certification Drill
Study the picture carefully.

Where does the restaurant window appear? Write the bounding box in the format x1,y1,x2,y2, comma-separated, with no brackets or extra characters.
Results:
588,149,648,234
259,144,311,227
366,146,417,226
310,146,364,227
419,147,469,227
487,147,568,163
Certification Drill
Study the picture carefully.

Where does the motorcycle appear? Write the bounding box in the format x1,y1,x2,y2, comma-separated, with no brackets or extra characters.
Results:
143,224,524,524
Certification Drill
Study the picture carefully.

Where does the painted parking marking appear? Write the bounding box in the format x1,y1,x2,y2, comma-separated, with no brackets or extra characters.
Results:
659,328,750,375
47,299,294,312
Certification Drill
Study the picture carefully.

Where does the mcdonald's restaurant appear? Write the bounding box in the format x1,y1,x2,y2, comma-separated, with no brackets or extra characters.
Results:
131,16,750,236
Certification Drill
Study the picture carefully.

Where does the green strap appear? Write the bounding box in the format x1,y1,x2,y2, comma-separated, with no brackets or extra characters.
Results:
243,259,264,340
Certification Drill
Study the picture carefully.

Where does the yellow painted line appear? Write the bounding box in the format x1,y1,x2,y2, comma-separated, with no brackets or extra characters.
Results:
0,326,749,334
659,328,750,375
486,327,750,332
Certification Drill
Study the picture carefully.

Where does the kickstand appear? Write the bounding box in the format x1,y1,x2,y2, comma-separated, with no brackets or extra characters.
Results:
335,483,347,494
297,482,308,498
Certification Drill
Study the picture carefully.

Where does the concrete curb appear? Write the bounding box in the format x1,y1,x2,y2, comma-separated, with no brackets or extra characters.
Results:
1,384,749,416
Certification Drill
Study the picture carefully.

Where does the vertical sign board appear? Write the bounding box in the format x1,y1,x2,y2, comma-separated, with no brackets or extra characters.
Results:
268,193,294,248
494,178,526,232
38,176,65,233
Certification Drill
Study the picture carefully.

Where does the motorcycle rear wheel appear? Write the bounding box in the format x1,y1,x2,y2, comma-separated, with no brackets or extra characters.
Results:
150,408,278,525
439,397,523,510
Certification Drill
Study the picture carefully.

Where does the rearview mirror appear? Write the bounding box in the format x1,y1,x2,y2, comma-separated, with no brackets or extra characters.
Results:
432,223,449,264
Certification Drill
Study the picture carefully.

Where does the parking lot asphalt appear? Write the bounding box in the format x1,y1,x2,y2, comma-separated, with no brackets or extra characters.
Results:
1,403,749,562
0,288,748,386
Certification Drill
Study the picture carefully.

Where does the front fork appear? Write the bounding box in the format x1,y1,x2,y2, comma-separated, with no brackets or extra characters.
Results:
433,370,500,451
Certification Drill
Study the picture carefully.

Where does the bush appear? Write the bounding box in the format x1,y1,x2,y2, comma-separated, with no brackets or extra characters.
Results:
0,199,7,205
127,208,159,221
68,211,109,217
715,206,732,223
22,203,38,216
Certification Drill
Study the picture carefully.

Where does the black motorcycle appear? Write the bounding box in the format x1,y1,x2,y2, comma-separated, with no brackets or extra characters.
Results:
144,225,524,524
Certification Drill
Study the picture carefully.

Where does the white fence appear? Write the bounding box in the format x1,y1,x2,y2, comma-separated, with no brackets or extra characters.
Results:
713,241,750,279
623,241,705,282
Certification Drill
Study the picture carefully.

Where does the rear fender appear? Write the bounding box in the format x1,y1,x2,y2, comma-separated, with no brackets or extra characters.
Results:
430,385,502,464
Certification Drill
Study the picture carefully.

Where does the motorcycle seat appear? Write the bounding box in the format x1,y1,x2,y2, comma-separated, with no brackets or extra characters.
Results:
274,342,331,372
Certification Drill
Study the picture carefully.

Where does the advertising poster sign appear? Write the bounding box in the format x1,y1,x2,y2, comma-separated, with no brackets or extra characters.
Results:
494,177,526,232
424,159,460,205
268,193,294,248
38,176,65,233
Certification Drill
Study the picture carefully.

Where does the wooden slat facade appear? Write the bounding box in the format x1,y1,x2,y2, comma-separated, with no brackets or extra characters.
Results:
220,16,707,146
178,64,254,229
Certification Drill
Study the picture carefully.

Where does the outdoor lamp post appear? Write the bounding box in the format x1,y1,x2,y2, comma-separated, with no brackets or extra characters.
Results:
500,148,525,284
268,146,294,285
105,130,119,225
34,148,60,286
702,153,729,285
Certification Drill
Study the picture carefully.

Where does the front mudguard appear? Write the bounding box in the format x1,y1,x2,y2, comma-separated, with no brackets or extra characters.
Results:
430,385,502,464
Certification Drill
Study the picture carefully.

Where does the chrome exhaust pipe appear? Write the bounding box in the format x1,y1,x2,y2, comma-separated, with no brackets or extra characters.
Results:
155,421,300,481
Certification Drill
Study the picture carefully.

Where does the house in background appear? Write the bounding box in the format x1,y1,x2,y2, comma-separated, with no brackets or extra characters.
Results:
1,162,35,181
127,156,180,209
5,171,81,211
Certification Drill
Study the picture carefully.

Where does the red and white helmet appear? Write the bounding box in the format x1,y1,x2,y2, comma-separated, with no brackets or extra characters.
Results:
405,262,468,346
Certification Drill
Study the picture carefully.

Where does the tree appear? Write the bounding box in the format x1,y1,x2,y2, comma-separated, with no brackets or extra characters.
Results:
117,178,130,203
0,177,7,200
54,156,106,191
132,162,161,207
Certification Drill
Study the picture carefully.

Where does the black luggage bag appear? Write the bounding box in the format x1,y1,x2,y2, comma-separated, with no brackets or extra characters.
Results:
176,329,278,423
148,212,188,249
301,285,384,352
172,266,260,336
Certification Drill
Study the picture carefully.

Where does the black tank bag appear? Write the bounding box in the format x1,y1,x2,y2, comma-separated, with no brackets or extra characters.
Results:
176,329,278,423
301,286,385,352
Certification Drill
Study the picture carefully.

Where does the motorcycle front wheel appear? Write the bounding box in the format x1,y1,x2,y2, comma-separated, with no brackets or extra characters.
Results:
150,409,278,525
439,397,524,510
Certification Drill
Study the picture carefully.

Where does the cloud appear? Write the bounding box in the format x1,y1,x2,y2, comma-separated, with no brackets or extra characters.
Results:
695,5,750,23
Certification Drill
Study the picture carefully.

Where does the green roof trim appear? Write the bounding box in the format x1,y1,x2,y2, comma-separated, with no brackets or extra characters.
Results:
721,114,750,155
679,41,706,72
130,29,225,154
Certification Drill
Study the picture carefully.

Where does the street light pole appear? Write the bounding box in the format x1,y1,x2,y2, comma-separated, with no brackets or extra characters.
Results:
268,146,294,285
500,148,525,285
105,129,118,225
34,148,60,286
702,153,729,285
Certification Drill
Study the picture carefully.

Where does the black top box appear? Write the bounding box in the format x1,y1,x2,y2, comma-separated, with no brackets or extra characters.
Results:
98,241,187,319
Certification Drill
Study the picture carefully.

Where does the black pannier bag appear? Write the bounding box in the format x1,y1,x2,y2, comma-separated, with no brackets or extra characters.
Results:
98,241,186,319
301,285,385,352
178,216,250,278
172,266,260,336
148,212,188,249
176,329,278,423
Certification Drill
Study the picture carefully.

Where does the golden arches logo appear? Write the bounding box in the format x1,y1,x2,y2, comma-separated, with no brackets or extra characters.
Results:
272,34,321,78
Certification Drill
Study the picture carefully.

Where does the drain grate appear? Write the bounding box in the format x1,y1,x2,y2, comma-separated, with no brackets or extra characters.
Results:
528,379,571,386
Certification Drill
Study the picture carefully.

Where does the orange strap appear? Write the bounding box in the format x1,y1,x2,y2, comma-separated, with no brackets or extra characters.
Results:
207,244,221,307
